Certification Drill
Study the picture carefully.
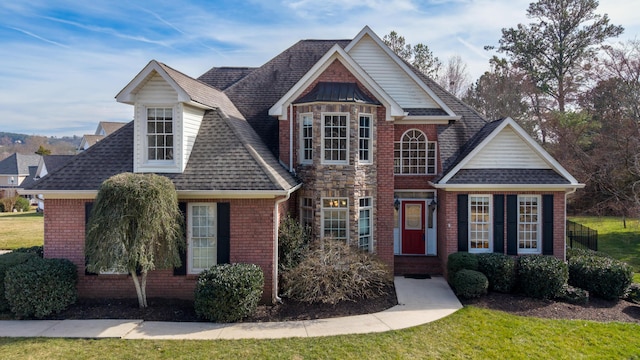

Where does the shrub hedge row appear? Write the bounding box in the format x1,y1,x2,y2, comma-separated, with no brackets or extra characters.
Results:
568,254,632,300
0,252,37,312
451,269,488,299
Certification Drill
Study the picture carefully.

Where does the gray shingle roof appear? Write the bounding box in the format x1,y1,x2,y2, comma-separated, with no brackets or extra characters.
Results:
404,108,449,116
446,169,571,185
42,155,74,175
0,153,41,175
197,67,256,90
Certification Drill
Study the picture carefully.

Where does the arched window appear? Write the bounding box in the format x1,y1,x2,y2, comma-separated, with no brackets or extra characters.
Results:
394,129,437,174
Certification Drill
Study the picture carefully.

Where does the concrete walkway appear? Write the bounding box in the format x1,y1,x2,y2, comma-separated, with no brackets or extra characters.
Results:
0,276,462,340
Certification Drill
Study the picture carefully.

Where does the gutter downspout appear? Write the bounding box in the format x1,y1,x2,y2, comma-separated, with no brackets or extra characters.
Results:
564,187,579,262
289,104,294,172
273,183,301,303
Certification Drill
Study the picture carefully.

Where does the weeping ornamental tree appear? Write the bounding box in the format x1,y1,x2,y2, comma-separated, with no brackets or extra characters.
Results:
85,173,184,308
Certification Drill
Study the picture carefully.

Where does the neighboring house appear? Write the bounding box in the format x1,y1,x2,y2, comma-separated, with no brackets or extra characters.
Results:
0,153,41,199
22,26,583,303
77,121,127,152
21,155,75,208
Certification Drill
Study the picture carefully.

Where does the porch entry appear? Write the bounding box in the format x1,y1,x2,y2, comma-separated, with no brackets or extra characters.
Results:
394,191,437,255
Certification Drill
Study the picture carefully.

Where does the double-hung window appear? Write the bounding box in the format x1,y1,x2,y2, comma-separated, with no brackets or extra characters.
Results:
188,203,217,274
358,198,372,251
300,113,313,164
359,115,372,164
518,195,541,254
469,195,491,252
322,198,348,241
300,197,314,231
322,113,348,164
147,107,174,162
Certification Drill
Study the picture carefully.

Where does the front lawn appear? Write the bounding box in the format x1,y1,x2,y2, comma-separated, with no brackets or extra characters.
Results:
0,211,44,250
0,307,638,359
569,216,640,283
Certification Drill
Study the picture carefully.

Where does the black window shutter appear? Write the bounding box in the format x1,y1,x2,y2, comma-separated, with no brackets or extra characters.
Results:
84,202,98,276
173,202,188,276
457,194,468,252
506,195,518,255
217,203,231,264
542,194,554,255
493,194,505,254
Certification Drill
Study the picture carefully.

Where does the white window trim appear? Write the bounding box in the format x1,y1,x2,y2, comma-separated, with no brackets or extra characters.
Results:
358,197,373,252
358,114,373,165
321,197,349,241
469,195,492,253
394,129,438,175
144,105,176,165
321,112,349,165
300,197,314,229
188,202,217,274
517,195,542,254
299,112,313,165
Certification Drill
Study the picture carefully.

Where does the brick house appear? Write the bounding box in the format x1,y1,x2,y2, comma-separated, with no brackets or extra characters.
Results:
23,26,583,303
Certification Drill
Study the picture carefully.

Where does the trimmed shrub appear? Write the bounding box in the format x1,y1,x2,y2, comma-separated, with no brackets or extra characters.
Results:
14,197,30,212
517,255,568,299
282,240,393,304
5,257,77,318
13,246,44,258
477,253,516,293
447,252,479,279
451,269,488,299
0,251,37,312
624,283,640,304
194,263,264,323
0,202,4,212
278,216,311,272
566,247,611,261
556,284,589,305
568,255,633,300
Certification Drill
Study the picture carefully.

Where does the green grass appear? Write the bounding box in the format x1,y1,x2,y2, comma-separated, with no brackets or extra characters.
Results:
569,216,640,283
0,307,638,359
0,211,44,250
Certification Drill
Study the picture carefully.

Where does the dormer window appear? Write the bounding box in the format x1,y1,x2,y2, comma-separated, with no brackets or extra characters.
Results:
146,107,174,162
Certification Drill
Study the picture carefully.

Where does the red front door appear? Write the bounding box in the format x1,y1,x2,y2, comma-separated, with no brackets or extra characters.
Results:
401,201,426,254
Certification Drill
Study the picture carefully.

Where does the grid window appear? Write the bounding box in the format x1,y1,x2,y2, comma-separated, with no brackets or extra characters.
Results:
359,198,372,251
394,129,437,174
301,114,313,164
300,197,314,231
323,114,348,163
518,195,541,253
147,107,174,161
322,198,348,241
189,204,217,273
359,115,372,164
469,195,491,252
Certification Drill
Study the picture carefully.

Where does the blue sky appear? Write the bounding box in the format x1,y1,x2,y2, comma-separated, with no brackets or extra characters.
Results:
1,0,638,137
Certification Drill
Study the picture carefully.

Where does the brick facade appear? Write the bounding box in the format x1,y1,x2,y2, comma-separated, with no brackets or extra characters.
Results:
44,197,283,303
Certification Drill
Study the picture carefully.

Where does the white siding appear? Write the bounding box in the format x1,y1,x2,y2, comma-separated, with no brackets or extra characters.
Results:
135,73,178,104
182,104,205,167
348,35,438,109
464,128,550,169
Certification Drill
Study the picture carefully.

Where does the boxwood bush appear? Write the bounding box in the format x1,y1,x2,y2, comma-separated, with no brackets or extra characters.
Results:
568,254,632,300
517,255,568,299
0,251,37,312
566,247,611,261
451,269,488,299
447,252,479,279
13,246,44,258
194,263,264,323
5,257,77,318
476,253,516,293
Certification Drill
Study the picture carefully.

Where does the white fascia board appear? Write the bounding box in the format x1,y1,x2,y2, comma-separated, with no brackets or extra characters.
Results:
431,183,586,192
115,60,191,104
345,26,457,117
439,118,581,185
18,190,98,199
398,115,462,125
268,45,403,121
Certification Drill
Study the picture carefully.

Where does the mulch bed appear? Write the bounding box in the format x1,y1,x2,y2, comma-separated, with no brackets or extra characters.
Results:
26,286,640,324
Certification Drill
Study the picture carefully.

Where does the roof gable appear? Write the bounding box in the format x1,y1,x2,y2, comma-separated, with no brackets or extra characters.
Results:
437,118,581,186
268,44,403,120
345,26,457,119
